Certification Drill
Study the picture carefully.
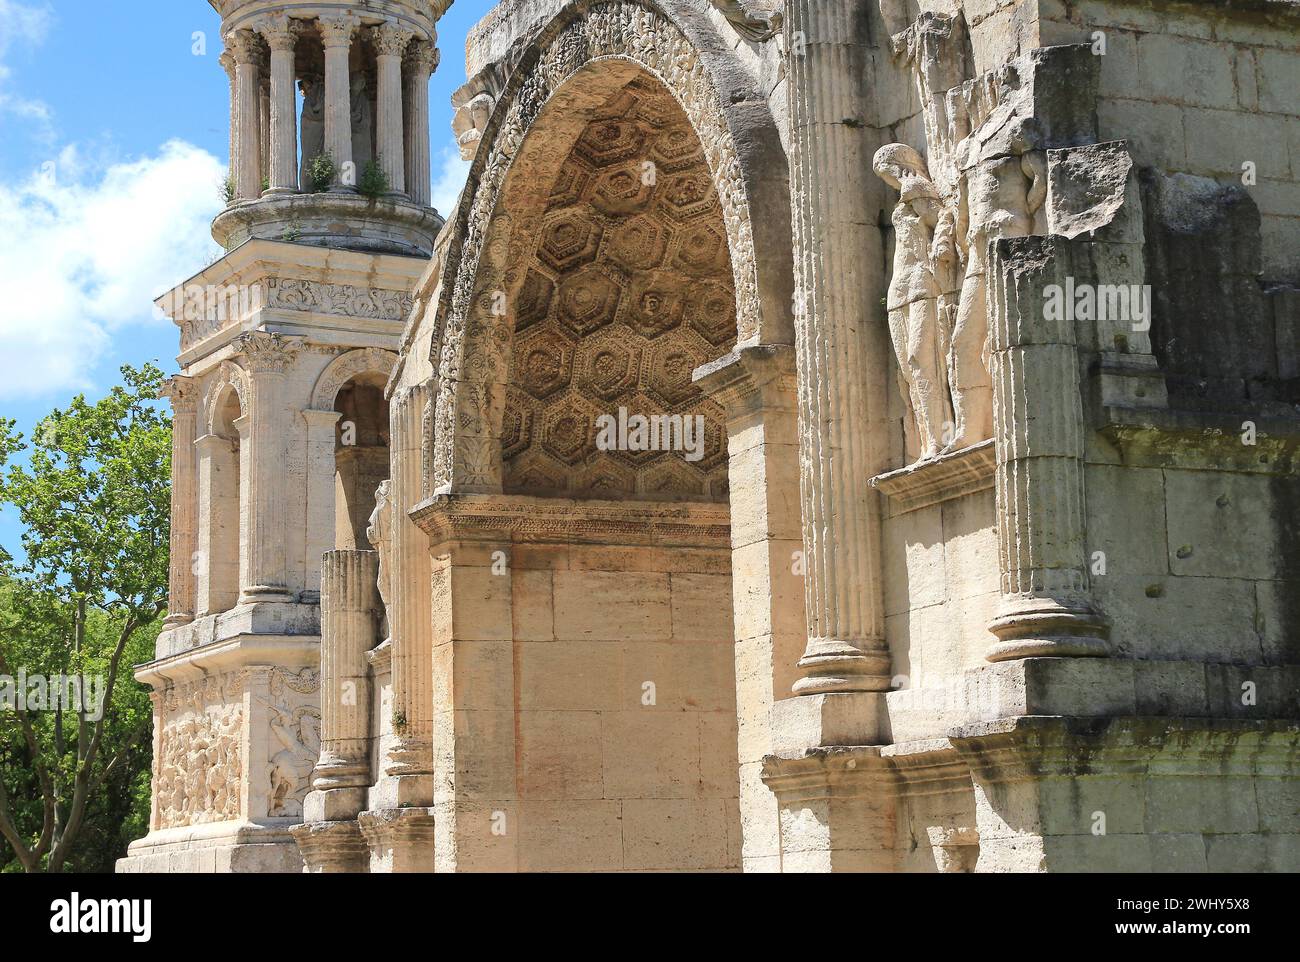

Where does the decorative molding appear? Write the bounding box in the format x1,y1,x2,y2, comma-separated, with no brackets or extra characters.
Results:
265,277,414,322
410,493,731,548
870,439,996,514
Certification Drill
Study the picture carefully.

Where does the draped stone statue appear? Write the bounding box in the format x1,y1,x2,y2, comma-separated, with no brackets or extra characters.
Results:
874,143,952,459
299,75,324,189
365,480,392,646
350,72,374,174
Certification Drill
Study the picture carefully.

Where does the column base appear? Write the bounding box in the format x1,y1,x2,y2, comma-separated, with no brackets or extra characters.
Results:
792,638,893,694
986,596,1109,662
291,820,369,873
358,808,437,873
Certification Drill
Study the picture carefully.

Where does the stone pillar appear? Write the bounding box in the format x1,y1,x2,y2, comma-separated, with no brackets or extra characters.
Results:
260,15,299,196
314,551,378,794
985,235,1108,660
227,30,262,201
259,75,270,190
403,41,438,207
387,384,433,780
233,333,300,603
302,409,342,600
162,377,198,627
318,15,357,191
784,0,892,694
694,345,808,872
372,24,413,196
219,50,236,189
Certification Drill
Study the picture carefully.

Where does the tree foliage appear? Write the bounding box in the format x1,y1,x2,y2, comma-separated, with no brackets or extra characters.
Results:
0,364,170,872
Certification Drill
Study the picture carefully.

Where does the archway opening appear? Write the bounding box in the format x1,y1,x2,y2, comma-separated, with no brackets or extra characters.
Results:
200,386,243,615
452,66,743,871
332,372,390,551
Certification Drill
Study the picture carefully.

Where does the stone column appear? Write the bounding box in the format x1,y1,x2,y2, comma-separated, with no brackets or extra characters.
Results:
163,377,198,627
219,50,236,189
233,333,301,603
403,41,438,207
318,15,357,190
372,24,414,196
260,15,299,196
314,550,378,792
387,383,433,779
985,235,1108,660
227,30,262,201
303,409,342,600
784,0,892,694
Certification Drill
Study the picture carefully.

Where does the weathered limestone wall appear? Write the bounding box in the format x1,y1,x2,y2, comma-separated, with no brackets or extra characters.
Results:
416,512,741,872
507,542,739,871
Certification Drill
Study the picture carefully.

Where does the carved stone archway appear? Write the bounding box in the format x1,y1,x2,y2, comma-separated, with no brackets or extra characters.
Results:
429,0,793,495
204,360,251,436
309,348,399,412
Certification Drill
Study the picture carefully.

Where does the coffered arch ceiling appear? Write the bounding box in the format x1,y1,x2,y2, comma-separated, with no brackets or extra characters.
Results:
501,76,737,501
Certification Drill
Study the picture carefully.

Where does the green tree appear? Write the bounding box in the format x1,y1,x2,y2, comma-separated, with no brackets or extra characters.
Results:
0,364,171,872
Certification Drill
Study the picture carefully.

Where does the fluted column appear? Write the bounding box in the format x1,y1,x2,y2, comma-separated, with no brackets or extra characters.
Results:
315,550,379,788
162,377,198,627
219,50,236,188
318,15,357,190
403,41,438,207
260,15,299,195
227,30,263,201
388,383,433,776
785,0,892,693
373,24,414,196
986,235,1108,660
233,332,301,603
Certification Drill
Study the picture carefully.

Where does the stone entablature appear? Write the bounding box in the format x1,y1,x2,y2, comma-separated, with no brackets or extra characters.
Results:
155,239,428,361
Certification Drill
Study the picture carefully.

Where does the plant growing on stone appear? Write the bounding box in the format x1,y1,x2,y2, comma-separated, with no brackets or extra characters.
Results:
221,171,235,204
358,159,389,200
0,365,171,873
306,153,336,194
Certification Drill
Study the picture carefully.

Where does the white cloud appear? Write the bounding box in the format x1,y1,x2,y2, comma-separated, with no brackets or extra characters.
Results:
0,140,225,399
430,142,470,218
0,0,52,122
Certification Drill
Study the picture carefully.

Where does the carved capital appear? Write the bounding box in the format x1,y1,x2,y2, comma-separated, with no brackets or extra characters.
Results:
232,331,302,374
316,14,359,49
257,13,300,52
371,22,415,59
224,29,263,66
404,39,439,75
160,375,198,414
218,49,235,80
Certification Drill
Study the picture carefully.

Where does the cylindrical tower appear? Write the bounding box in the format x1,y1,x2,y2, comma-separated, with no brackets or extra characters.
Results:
208,0,449,256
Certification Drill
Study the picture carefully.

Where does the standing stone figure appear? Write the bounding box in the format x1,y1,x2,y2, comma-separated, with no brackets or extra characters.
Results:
298,75,325,190
948,119,1047,450
366,480,392,646
874,143,952,460
350,72,374,176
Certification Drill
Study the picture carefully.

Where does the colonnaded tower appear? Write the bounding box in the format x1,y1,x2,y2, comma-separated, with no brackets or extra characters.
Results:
125,0,1300,874
119,0,448,872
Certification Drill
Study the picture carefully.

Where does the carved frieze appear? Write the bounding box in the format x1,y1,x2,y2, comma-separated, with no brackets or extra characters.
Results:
265,278,414,323
154,670,248,829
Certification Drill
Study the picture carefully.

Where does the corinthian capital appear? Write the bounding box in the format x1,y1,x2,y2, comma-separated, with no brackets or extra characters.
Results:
160,375,198,413
372,22,416,58
224,29,263,66
317,14,359,49
232,331,303,374
404,39,439,75
257,13,300,52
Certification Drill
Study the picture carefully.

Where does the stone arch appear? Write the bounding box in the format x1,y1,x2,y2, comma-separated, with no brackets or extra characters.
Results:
309,348,399,411
429,0,793,494
204,360,251,436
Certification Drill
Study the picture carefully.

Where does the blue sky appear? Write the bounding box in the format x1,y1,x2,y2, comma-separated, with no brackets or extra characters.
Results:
0,0,490,555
